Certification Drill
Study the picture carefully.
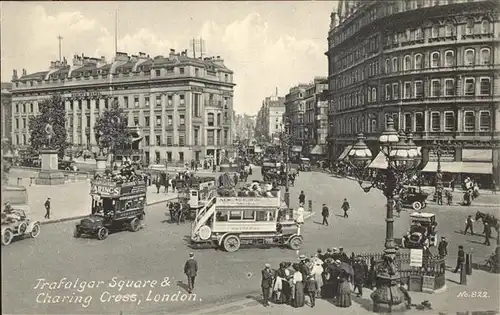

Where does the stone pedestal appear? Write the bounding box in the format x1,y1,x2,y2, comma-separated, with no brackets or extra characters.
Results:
95,155,107,174
35,149,65,185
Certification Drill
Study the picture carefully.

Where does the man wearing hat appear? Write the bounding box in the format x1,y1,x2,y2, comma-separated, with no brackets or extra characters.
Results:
184,252,198,293
453,245,465,273
298,255,309,279
338,247,349,263
261,263,273,306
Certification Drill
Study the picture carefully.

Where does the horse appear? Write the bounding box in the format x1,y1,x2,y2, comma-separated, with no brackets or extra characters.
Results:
475,211,500,236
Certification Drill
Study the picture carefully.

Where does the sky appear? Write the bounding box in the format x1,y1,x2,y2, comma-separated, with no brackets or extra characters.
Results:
0,1,337,115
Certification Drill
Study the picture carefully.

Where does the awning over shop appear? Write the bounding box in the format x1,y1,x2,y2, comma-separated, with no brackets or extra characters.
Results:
291,145,302,153
337,145,353,161
368,152,388,169
422,161,492,174
310,145,324,155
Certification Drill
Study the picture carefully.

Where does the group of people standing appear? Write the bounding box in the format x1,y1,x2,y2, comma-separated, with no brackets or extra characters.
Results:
261,247,372,309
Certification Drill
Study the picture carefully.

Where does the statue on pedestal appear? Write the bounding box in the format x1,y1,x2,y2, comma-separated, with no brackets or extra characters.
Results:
44,123,55,149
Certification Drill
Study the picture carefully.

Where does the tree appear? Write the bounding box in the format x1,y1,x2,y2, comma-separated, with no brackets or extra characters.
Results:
28,94,68,157
93,100,131,160
1,139,12,185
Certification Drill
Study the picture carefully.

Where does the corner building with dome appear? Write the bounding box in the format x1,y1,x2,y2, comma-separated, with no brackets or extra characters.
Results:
326,0,500,188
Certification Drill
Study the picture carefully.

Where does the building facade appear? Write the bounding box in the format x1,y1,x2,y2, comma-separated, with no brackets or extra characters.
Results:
326,0,500,186
234,113,257,141
1,83,12,142
255,95,285,142
303,78,329,157
10,50,235,165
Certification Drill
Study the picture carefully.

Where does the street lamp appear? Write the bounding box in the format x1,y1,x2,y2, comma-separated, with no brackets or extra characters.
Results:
279,117,293,207
347,117,422,312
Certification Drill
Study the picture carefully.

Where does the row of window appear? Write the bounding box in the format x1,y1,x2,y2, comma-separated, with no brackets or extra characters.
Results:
332,0,486,47
386,48,491,73
335,110,491,136
335,76,491,111
385,19,492,47
13,94,231,114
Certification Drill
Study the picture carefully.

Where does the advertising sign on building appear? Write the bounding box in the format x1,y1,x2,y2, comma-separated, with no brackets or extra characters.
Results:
429,149,455,162
71,91,101,99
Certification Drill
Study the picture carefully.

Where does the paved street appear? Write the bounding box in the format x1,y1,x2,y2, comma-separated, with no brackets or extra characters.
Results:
2,167,499,314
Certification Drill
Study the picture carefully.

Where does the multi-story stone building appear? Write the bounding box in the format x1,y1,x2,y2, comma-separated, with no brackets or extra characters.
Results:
284,84,310,155
255,95,285,142
10,50,235,165
303,78,329,158
234,113,257,141
326,0,500,187
1,83,12,142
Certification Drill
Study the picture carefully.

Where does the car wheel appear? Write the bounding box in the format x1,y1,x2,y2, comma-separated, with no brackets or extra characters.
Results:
30,223,41,238
223,235,241,252
2,229,13,246
73,226,81,238
412,201,422,211
97,227,108,240
288,235,303,250
130,218,141,232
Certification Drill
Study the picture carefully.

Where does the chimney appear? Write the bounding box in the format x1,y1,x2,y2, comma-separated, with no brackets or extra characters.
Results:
12,69,18,81
169,49,175,56
22,69,27,76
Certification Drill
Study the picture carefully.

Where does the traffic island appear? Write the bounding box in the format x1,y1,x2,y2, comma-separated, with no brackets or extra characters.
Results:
35,149,64,185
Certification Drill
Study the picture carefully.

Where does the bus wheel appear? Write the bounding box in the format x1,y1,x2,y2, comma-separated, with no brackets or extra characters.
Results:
223,235,240,252
130,218,141,232
288,235,303,250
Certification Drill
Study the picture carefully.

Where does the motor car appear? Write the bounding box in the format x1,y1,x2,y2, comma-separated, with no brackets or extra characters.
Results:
399,186,428,211
299,157,311,172
1,208,41,246
401,212,437,249
59,160,79,171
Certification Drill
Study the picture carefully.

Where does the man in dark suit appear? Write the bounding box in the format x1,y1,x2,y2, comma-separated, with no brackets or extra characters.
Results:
261,263,273,306
184,252,198,293
453,245,465,273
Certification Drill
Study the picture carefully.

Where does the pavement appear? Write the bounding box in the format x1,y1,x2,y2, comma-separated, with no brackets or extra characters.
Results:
4,176,177,224
417,186,500,209
1,168,498,315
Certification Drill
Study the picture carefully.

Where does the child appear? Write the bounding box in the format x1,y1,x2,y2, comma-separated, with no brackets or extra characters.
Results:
306,274,318,307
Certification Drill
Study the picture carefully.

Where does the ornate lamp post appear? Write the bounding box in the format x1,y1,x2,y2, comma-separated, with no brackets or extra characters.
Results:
279,117,293,207
347,117,421,312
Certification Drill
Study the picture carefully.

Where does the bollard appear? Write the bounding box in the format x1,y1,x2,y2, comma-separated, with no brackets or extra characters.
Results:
308,200,312,212
466,253,473,275
17,177,22,185
459,263,467,285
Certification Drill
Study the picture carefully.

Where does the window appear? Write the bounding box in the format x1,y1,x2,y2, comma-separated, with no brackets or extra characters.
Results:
133,116,139,126
145,136,150,146
180,95,185,105
193,94,201,117
403,82,411,99
156,95,161,106
22,135,26,145
179,114,185,125
194,128,199,145
414,54,423,69
166,135,173,146
480,77,491,95
156,135,161,146
415,112,424,131
167,115,173,126
207,113,214,126
464,49,475,66
445,79,455,96
392,57,398,72
155,70,161,76
367,89,371,103
479,111,491,131
464,111,475,131
179,152,184,162
385,59,390,73
167,95,173,106
415,28,422,39
444,50,454,67
371,87,377,102
445,23,455,36
166,67,174,74
145,96,150,106
432,25,439,38
464,78,475,96
385,84,391,100
392,83,399,99
431,52,440,68
134,97,139,107
167,152,172,162
431,112,440,131
229,211,242,220
392,113,400,130
195,68,199,77
242,210,255,220
123,96,129,108
15,118,19,129
443,112,455,134
156,115,161,126
145,116,150,126
431,79,441,97
404,55,411,71
179,135,185,146
465,19,474,35
29,103,33,112
225,74,229,82
481,20,490,34
207,130,214,145
404,113,412,131
480,48,491,65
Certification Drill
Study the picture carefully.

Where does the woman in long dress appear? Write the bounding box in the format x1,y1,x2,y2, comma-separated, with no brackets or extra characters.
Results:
336,271,352,308
311,259,324,297
292,263,305,307
274,263,290,304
